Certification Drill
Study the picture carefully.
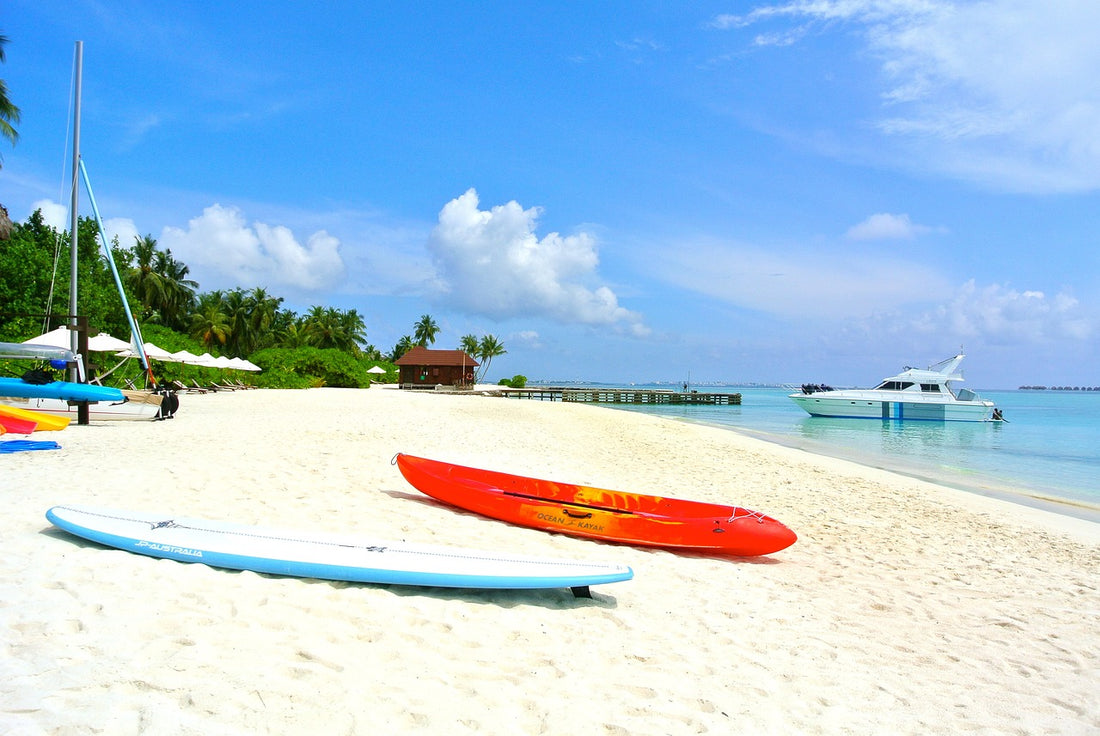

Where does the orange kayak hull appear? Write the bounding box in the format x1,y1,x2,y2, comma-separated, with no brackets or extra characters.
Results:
395,454,796,556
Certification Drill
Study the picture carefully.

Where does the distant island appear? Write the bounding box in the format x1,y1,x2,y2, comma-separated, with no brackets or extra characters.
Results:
1018,386,1100,391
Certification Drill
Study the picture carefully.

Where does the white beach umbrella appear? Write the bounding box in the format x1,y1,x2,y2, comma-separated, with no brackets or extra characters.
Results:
170,349,204,365
22,326,75,349
196,352,221,368
87,332,133,352
25,326,134,353
367,366,388,375
213,356,234,369
117,342,178,362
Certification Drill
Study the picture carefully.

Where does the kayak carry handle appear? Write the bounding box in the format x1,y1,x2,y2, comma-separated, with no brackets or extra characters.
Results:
562,508,593,519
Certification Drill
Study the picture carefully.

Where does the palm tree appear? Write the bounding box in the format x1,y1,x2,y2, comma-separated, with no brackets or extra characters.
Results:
124,235,198,331
244,287,282,353
125,235,167,321
298,305,364,352
269,308,298,347
413,314,440,347
0,34,22,240
218,289,249,356
475,335,506,383
336,308,367,353
278,319,309,348
154,247,198,329
391,335,415,362
459,334,479,357
0,35,19,155
190,292,230,349
300,305,335,349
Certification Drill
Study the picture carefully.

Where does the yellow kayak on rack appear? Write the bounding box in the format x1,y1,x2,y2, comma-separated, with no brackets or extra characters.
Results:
0,403,72,431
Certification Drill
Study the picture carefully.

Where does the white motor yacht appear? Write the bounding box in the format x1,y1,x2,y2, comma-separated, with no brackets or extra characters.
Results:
790,354,1000,422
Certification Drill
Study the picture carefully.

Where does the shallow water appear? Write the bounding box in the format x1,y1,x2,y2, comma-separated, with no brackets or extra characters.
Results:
532,385,1100,519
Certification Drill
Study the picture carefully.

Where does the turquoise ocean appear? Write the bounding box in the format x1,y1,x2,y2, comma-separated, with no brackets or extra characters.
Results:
536,385,1100,522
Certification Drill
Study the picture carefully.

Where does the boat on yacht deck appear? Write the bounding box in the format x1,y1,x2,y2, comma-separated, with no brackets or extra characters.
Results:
789,354,1000,422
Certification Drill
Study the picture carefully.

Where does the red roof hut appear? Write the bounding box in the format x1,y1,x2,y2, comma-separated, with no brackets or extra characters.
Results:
394,346,479,389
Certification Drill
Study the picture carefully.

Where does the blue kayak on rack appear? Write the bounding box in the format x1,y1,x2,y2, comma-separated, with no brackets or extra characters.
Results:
0,377,124,403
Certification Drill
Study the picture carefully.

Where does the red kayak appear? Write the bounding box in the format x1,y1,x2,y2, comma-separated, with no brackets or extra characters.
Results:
0,413,38,434
394,454,797,556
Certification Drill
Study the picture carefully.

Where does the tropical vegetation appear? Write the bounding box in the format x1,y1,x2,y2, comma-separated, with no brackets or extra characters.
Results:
0,209,510,389
1,32,23,240
0,34,17,152
0,212,393,388
460,333,507,384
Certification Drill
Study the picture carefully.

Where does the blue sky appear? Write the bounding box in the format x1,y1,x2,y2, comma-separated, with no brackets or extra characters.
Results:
3,1,1098,388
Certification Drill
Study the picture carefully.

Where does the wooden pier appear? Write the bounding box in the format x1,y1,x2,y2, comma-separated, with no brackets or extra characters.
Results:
492,388,741,406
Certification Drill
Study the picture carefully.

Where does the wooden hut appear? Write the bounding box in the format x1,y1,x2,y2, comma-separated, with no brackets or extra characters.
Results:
394,346,479,389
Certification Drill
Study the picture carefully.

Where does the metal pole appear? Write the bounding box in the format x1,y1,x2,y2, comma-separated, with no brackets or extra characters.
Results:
79,158,152,379
68,41,83,376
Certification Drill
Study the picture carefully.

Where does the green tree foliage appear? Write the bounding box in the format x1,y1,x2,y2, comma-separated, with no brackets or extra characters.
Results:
301,305,366,352
249,347,374,389
242,287,281,353
459,333,507,383
391,335,414,361
124,234,197,330
475,334,506,382
0,210,59,340
0,211,135,340
413,314,439,346
0,34,19,240
190,291,231,349
459,333,478,357
0,33,19,156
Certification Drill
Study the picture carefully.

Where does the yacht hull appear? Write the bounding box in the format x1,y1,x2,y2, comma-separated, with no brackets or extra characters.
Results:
790,393,994,422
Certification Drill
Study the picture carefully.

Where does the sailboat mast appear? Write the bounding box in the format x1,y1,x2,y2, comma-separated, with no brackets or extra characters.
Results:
68,40,83,371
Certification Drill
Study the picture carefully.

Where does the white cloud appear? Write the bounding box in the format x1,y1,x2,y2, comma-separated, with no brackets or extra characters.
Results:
513,330,543,348
427,189,648,335
651,237,953,320
120,113,164,151
30,199,69,232
718,1,1100,192
28,199,140,251
912,280,1093,343
845,212,936,240
159,204,345,291
103,217,140,250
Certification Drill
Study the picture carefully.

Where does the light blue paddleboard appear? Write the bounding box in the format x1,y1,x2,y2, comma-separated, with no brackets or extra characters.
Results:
0,377,124,403
45,505,634,593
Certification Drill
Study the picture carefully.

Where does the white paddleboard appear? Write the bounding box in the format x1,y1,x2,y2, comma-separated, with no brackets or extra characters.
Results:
46,505,633,592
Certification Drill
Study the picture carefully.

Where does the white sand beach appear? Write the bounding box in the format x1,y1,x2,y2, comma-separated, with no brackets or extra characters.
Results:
3,386,1098,735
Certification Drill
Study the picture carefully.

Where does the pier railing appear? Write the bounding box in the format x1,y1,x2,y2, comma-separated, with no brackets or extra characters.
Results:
491,388,741,405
